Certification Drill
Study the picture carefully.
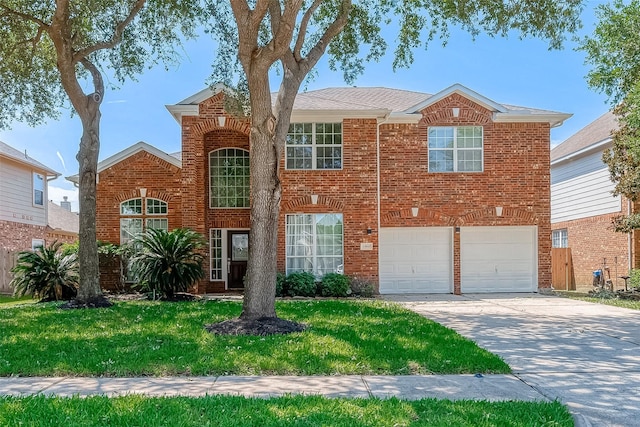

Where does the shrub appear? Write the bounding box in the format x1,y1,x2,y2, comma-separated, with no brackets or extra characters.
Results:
285,272,316,297
10,241,79,301
275,272,286,297
319,273,350,297
349,276,375,298
629,269,640,289
129,228,205,299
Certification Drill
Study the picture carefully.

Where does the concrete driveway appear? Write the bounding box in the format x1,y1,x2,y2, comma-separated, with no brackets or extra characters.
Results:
385,293,640,427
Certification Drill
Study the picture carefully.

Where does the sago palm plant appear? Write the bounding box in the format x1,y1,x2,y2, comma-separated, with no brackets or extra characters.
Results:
129,228,205,299
10,241,79,301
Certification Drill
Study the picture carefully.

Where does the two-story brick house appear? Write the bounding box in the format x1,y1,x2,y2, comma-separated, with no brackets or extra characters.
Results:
85,84,569,294
0,140,60,251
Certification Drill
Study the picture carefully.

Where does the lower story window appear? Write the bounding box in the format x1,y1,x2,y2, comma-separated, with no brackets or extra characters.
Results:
120,217,168,281
210,229,223,280
552,229,568,248
286,213,343,277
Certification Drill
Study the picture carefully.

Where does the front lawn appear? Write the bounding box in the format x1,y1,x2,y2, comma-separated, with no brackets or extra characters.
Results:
0,395,573,427
0,295,33,307
0,299,509,376
556,291,640,310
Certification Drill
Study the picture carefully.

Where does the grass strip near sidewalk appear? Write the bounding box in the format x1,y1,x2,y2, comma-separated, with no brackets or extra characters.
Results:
0,395,573,427
0,299,509,376
556,291,640,310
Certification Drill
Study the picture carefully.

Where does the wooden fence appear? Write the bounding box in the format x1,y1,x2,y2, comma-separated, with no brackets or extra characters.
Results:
551,247,575,291
0,248,19,294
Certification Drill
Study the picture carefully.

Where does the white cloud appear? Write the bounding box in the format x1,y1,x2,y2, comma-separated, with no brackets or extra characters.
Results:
48,185,79,212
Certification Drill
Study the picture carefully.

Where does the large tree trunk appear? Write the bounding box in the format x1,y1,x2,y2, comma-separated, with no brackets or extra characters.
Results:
75,108,110,306
241,75,281,320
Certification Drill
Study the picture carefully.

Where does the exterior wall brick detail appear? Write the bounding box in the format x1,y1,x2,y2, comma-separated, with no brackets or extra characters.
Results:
0,220,46,251
553,198,631,289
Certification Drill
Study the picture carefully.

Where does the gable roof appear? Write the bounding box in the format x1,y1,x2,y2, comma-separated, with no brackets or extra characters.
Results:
47,201,79,235
0,140,59,177
166,84,571,127
551,111,618,164
66,141,181,184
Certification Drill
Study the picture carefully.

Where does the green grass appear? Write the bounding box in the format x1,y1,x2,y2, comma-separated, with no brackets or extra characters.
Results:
0,299,509,376
556,291,640,310
0,295,34,307
0,395,573,427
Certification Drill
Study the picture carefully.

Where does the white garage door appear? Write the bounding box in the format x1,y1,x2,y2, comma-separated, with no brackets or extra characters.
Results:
460,226,537,293
379,227,453,294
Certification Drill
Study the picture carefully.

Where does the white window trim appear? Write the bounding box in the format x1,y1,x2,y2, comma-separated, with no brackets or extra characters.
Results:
285,213,344,278
552,229,568,248
428,126,484,173
209,148,251,209
31,239,44,250
285,122,343,171
120,198,143,215
209,228,250,286
145,198,168,216
33,172,45,208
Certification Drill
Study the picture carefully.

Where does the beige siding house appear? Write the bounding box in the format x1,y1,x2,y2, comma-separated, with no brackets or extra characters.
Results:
0,140,59,251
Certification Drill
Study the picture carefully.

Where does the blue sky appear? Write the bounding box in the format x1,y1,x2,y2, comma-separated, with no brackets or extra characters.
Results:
0,2,610,212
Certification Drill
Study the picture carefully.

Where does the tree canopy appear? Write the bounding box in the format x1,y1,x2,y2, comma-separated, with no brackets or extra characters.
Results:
0,0,198,305
581,0,640,232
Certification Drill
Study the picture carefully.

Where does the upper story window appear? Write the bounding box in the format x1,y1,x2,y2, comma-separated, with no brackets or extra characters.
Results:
209,148,250,208
428,126,483,172
286,122,342,170
552,229,568,248
33,173,44,206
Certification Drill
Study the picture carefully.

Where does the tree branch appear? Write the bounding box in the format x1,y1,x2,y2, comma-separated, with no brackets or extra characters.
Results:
0,3,49,28
80,58,104,105
73,0,146,63
293,0,324,61
302,0,351,71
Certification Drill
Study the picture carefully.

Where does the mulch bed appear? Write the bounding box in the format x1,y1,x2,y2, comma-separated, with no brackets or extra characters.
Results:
205,317,306,336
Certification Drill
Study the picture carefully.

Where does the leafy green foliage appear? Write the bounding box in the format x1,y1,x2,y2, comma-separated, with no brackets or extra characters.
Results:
129,228,204,299
0,395,574,427
0,300,509,376
349,276,375,298
629,269,640,289
582,0,640,230
275,272,286,297
319,273,350,297
284,272,317,297
10,241,78,301
0,0,201,129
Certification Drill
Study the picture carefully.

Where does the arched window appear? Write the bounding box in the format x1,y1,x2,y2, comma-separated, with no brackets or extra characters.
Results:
209,148,250,208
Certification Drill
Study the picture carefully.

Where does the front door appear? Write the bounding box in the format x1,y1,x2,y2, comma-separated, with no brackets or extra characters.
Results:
227,231,249,289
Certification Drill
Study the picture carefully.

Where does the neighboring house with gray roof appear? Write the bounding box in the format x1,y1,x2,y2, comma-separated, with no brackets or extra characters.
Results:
0,140,60,252
550,112,632,289
46,199,79,245
83,84,570,295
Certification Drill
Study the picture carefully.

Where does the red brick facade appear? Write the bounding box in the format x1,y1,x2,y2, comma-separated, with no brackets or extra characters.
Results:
0,220,46,251
552,198,632,290
94,88,555,294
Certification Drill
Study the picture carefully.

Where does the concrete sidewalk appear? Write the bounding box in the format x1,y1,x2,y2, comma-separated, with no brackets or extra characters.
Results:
0,374,543,401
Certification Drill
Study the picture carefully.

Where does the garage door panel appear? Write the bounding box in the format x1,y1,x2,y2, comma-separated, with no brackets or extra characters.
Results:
461,226,537,293
379,227,453,294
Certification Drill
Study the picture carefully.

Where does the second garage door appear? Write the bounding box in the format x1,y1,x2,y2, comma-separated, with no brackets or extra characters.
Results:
460,226,537,293
379,227,453,294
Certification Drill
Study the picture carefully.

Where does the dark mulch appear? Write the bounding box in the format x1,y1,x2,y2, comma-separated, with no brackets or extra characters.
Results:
59,295,113,309
205,317,306,336
161,292,200,302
